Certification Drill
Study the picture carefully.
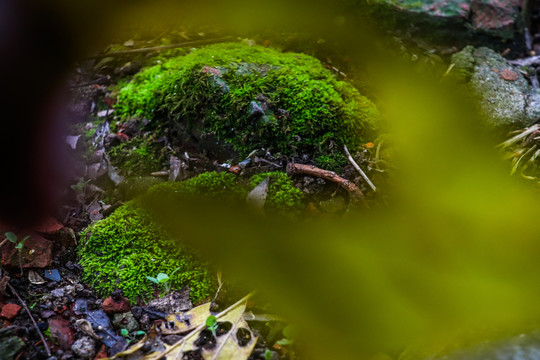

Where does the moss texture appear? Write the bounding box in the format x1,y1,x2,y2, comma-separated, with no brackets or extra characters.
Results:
79,171,305,303
108,136,166,177
78,201,215,303
249,172,304,215
115,42,379,160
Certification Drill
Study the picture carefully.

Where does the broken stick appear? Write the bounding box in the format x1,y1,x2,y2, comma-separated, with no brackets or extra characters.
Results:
343,145,376,192
286,163,364,201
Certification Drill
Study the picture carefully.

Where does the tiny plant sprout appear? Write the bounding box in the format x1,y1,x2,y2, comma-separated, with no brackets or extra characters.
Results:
146,272,173,296
206,315,218,337
5,232,30,275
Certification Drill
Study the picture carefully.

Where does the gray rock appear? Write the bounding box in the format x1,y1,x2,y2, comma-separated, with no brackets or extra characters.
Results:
71,336,96,359
112,312,139,333
368,0,526,52
452,46,539,127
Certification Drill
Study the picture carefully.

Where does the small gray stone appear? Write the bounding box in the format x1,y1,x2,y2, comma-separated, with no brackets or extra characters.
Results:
112,312,139,333
71,336,95,359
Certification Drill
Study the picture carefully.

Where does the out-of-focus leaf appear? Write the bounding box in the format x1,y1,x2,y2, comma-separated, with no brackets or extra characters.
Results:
139,66,540,360
5,232,17,243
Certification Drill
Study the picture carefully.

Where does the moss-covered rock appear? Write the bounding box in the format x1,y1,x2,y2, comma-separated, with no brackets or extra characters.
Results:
78,171,305,303
78,200,215,303
249,172,304,216
114,42,379,161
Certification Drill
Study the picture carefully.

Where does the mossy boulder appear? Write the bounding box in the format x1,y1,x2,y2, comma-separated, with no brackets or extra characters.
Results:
78,200,215,303
115,42,379,161
78,171,304,303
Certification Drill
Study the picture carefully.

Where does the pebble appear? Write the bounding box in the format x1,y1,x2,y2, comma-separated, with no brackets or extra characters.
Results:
71,336,95,359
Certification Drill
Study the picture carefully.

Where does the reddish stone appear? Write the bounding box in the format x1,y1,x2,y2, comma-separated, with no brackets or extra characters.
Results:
228,165,242,174
94,344,108,359
0,232,52,268
33,217,64,234
102,296,131,314
1,303,21,320
48,316,74,350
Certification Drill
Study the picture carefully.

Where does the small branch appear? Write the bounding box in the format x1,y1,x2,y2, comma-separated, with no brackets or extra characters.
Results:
286,163,364,200
259,158,282,167
508,56,540,67
82,36,233,60
7,282,51,357
343,145,376,192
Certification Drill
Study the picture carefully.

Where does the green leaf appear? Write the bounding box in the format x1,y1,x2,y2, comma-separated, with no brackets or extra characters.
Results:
206,315,217,328
156,273,169,283
146,276,158,284
120,328,129,337
282,324,296,340
5,232,17,243
276,338,293,346
264,349,273,360
135,330,146,336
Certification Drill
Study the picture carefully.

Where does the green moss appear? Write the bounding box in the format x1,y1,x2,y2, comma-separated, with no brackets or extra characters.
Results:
249,172,304,215
451,45,476,82
115,42,379,160
108,136,166,176
78,200,215,303
148,171,248,202
315,153,348,173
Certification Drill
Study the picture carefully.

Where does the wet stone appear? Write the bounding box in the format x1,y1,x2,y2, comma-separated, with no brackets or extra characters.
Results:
44,269,61,282
112,312,139,332
71,336,96,359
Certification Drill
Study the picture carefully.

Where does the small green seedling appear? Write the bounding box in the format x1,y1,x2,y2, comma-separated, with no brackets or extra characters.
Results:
264,349,274,360
5,232,29,250
206,315,218,337
146,267,182,297
5,232,30,275
120,328,145,344
276,324,296,346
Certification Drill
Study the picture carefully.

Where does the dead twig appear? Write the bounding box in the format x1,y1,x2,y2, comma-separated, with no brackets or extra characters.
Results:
343,145,376,192
82,36,233,60
508,56,540,67
286,163,364,201
7,282,51,357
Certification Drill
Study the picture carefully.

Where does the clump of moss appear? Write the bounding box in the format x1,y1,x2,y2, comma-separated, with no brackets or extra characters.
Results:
315,153,348,173
148,171,248,202
108,136,166,176
115,42,379,161
78,200,215,303
249,172,304,215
